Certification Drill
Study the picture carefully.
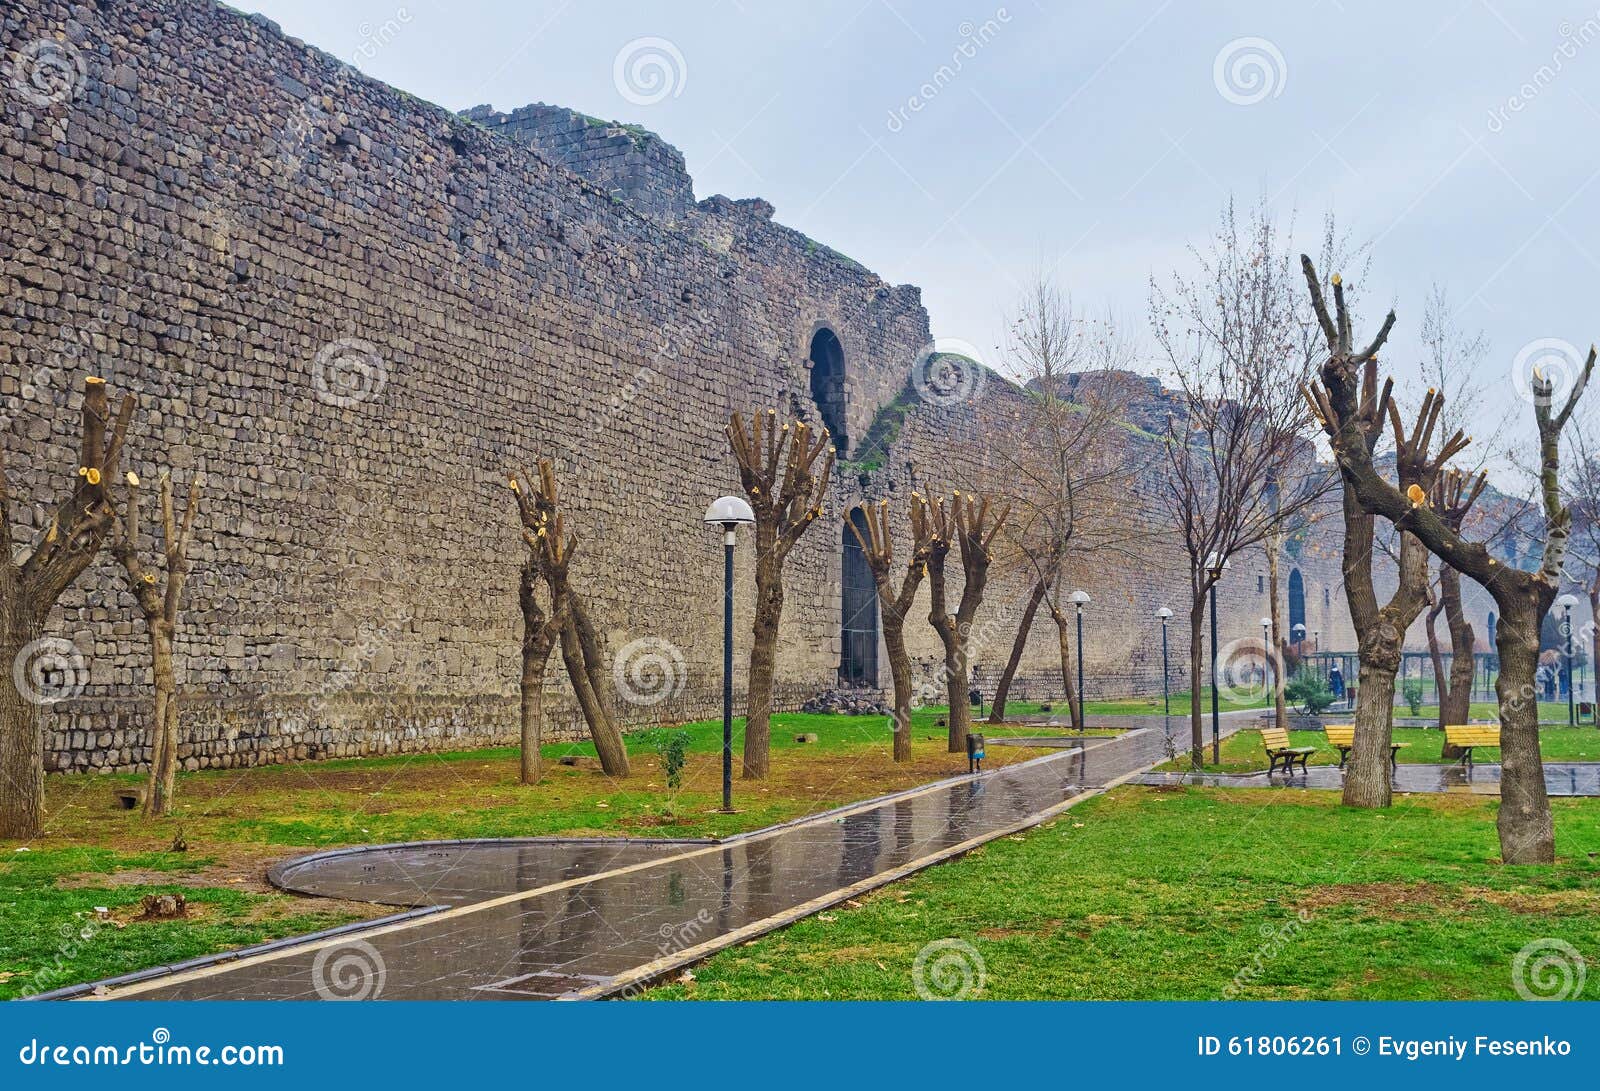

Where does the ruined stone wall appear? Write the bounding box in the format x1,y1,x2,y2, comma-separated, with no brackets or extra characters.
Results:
2,0,930,772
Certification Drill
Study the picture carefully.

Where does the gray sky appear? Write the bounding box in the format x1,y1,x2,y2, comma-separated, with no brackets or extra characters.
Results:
248,0,1600,476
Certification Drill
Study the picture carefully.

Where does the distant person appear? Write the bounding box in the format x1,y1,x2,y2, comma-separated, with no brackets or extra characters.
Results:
1328,664,1344,699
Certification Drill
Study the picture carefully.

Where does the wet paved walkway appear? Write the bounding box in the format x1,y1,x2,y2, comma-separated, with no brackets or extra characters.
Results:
81,714,1234,1002
1134,761,1600,796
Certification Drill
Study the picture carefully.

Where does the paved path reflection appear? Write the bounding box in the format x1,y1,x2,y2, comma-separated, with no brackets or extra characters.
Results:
91,714,1244,1001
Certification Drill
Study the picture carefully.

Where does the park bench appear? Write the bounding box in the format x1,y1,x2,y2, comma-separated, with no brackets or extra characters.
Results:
1443,724,1501,766
1323,724,1407,769
1259,726,1316,775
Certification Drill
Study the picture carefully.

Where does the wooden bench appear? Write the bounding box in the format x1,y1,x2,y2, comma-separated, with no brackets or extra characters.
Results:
1323,724,1408,769
1260,726,1316,774
1444,724,1501,766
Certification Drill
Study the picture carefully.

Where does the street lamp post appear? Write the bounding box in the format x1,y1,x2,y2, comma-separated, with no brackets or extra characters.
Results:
1157,607,1173,716
1206,553,1230,764
1072,590,1091,728
1557,593,1579,727
705,495,755,813
1260,617,1273,703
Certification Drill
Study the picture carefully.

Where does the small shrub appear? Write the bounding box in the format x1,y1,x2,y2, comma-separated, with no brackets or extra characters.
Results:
662,730,690,791
1402,678,1425,717
1284,671,1335,715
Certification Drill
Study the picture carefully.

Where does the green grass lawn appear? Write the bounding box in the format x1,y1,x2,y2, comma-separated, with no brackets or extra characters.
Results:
1161,725,1600,774
2,704,1089,1000
646,786,1600,1000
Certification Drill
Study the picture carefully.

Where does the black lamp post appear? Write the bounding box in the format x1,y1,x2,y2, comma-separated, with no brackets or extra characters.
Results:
705,495,755,813
1206,553,1230,764
1157,606,1173,716
1071,590,1090,727
1557,593,1579,727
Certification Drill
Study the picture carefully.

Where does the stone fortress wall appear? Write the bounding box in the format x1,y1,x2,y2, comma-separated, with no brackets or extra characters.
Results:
2,0,1482,778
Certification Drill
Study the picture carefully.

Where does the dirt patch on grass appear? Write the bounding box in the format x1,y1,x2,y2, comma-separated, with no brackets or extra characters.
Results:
55,847,291,895
1296,881,1460,913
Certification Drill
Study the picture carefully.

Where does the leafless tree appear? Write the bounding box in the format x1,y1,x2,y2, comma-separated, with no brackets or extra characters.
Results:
1308,357,1465,807
111,468,203,816
726,410,833,779
509,460,629,778
1302,253,1592,864
924,493,1008,753
0,376,134,838
846,497,933,761
508,461,575,784
982,276,1144,727
1151,202,1332,767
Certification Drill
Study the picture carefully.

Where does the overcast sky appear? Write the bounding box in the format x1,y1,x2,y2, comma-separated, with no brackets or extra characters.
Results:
245,0,1600,478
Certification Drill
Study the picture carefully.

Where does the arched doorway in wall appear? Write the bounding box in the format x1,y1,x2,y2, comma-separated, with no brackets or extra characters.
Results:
840,508,879,686
1288,569,1306,638
809,328,848,452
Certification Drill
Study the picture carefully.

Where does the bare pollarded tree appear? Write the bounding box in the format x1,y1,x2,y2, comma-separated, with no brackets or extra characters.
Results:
508,459,629,778
1302,253,1593,864
846,496,934,762
0,376,134,839
726,410,833,779
1308,359,1466,808
924,492,1009,753
1151,202,1332,767
508,460,574,784
1427,468,1490,744
110,468,203,816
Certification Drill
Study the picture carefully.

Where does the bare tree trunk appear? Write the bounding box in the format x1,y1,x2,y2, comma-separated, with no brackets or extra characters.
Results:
520,652,547,784
883,614,913,762
1440,565,1475,756
939,635,972,754
1426,594,1449,726
1188,598,1205,768
744,544,781,778
989,580,1044,723
147,626,179,815
0,617,45,838
560,607,630,777
1496,596,1554,864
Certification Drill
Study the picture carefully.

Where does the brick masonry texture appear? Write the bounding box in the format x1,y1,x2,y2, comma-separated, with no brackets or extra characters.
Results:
2,0,1386,775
